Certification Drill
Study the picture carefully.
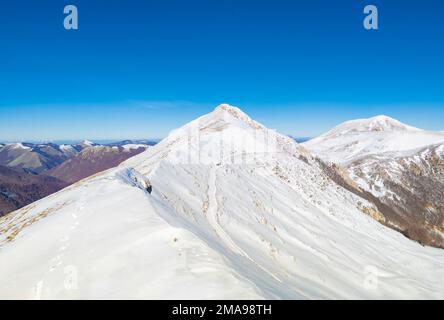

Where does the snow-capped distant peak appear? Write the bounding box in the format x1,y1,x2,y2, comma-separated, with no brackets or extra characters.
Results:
80,140,95,147
303,115,444,165
6,143,31,150
332,115,421,135
363,115,420,132
59,144,74,151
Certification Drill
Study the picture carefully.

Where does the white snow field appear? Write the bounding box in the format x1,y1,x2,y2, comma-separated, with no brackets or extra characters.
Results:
1,105,443,299
303,115,444,165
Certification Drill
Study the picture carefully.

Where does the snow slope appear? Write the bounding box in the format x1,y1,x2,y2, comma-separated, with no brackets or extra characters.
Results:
1,105,443,299
0,170,260,299
303,115,444,165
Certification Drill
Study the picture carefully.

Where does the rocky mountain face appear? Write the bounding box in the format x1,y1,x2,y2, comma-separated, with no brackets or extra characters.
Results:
346,144,444,248
0,166,67,216
46,145,148,184
304,116,444,248
1,105,443,299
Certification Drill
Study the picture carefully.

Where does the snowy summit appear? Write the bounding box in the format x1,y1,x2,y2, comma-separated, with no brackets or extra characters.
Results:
304,115,444,164
337,115,421,133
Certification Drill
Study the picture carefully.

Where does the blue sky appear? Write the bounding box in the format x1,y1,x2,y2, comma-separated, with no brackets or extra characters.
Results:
0,0,443,141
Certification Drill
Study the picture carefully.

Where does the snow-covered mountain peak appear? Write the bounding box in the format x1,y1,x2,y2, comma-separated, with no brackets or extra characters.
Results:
80,140,95,148
214,103,248,117
6,143,31,150
207,103,265,131
124,104,301,169
329,115,420,136
164,104,262,141
304,116,444,164
365,115,420,132
214,103,238,112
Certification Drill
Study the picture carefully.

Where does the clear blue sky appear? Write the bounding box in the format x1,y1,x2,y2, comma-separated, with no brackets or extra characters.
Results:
0,0,443,141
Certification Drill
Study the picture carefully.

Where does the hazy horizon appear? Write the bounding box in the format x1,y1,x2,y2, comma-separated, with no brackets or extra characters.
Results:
1,106,444,142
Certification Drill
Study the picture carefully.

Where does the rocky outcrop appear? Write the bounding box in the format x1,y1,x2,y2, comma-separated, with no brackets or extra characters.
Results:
346,144,444,248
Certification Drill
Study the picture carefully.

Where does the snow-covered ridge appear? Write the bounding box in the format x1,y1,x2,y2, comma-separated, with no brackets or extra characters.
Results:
1,105,444,299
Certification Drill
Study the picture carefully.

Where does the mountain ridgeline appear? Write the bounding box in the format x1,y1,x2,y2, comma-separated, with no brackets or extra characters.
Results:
0,105,443,299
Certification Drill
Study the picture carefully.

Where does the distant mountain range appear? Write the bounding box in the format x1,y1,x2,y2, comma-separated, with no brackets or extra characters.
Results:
0,140,155,174
46,145,148,184
0,142,80,174
0,140,152,216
